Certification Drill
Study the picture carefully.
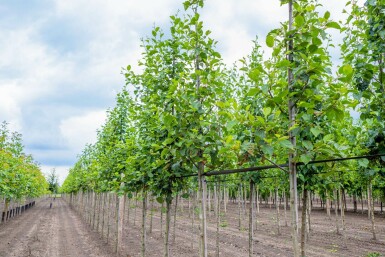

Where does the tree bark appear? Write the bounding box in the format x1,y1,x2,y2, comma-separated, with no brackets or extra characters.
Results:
288,1,299,256
149,196,154,234
300,186,308,257
276,188,281,235
216,181,221,257
334,190,340,235
368,181,376,240
141,191,147,257
238,185,242,230
173,194,178,243
249,181,255,257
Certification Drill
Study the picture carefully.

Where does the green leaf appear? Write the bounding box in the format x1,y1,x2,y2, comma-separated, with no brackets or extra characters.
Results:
295,15,305,27
358,158,369,168
156,196,164,204
261,145,274,156
300,154,312,165
263,107,272,117
302,141,313,150
310,127,323,137
163,138,174,145
266,35,275,48
340,64,353,76
324,11,330,20
247,87,259,96
279,140,294,149
326,21,341,30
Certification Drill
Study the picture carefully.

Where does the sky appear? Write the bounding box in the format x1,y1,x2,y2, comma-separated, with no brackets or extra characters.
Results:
0,0,354,184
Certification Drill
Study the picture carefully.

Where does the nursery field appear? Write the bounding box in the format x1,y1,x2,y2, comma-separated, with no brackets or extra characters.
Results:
1,196,385,257
65,193,385,257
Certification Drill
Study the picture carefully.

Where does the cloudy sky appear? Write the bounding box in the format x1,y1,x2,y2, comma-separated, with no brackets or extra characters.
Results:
0,0,353,184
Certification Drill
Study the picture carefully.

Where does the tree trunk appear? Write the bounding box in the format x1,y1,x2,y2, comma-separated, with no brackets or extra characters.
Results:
3,199,9,223
300,186,308,257
92,192,97,229
208,188,211,217
249,181,255,257
334,190,340,235
282,190,288,227
238,185,242,230
367,186,371,220
149,196,154,234
223,186,227,214
342,188,347,212
216,181,221,257
368,181,376,240
117,192,125,254
307,190,311,234
198,169,207,257
141,191,147,257
173,194,178,243
164,198,171,257
191,192,196,250
276,188,281,235
361,189,364,215
106,193,111,243
256,185,260,214
288,1,299,256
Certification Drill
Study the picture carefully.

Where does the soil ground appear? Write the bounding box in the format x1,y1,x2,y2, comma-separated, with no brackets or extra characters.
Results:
1,197,385,257
0,198,113,257
120,199,385,257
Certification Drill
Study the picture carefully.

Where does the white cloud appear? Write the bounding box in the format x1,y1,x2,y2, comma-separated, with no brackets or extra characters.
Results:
59,110,107,153
40,165,70,186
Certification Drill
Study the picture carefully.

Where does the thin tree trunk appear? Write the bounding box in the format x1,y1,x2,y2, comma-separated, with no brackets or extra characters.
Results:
334,190,340,235
238,185,242,230
288,1,299,256
106,193,111,243
368,181,376,240
134,195,138,226
216,181,221,257
150,196,154,234
361,189,364,214
197,168,207,257
173,195,178,243
282,190,288,227
101,193,106,237
223,186,227,213
96,193,102,233
115,194,119,253
367,186,371,220
300,186,308,257
141,191,147,257
117,192,125,254
208,188,211,217
276,188,281,235
164,198,171,257
92,192,97,229
249,181,255,257
256,185,260,214
161,202,164,237
326,195,331,218
307,190,311,234
191,192,196,250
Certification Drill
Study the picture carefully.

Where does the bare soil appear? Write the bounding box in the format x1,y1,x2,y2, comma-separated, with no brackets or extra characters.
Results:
120,200,385,257
0,198,113,257
1,197,385,257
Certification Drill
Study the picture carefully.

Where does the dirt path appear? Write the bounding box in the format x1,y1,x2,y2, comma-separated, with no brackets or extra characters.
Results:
0,198,113,257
